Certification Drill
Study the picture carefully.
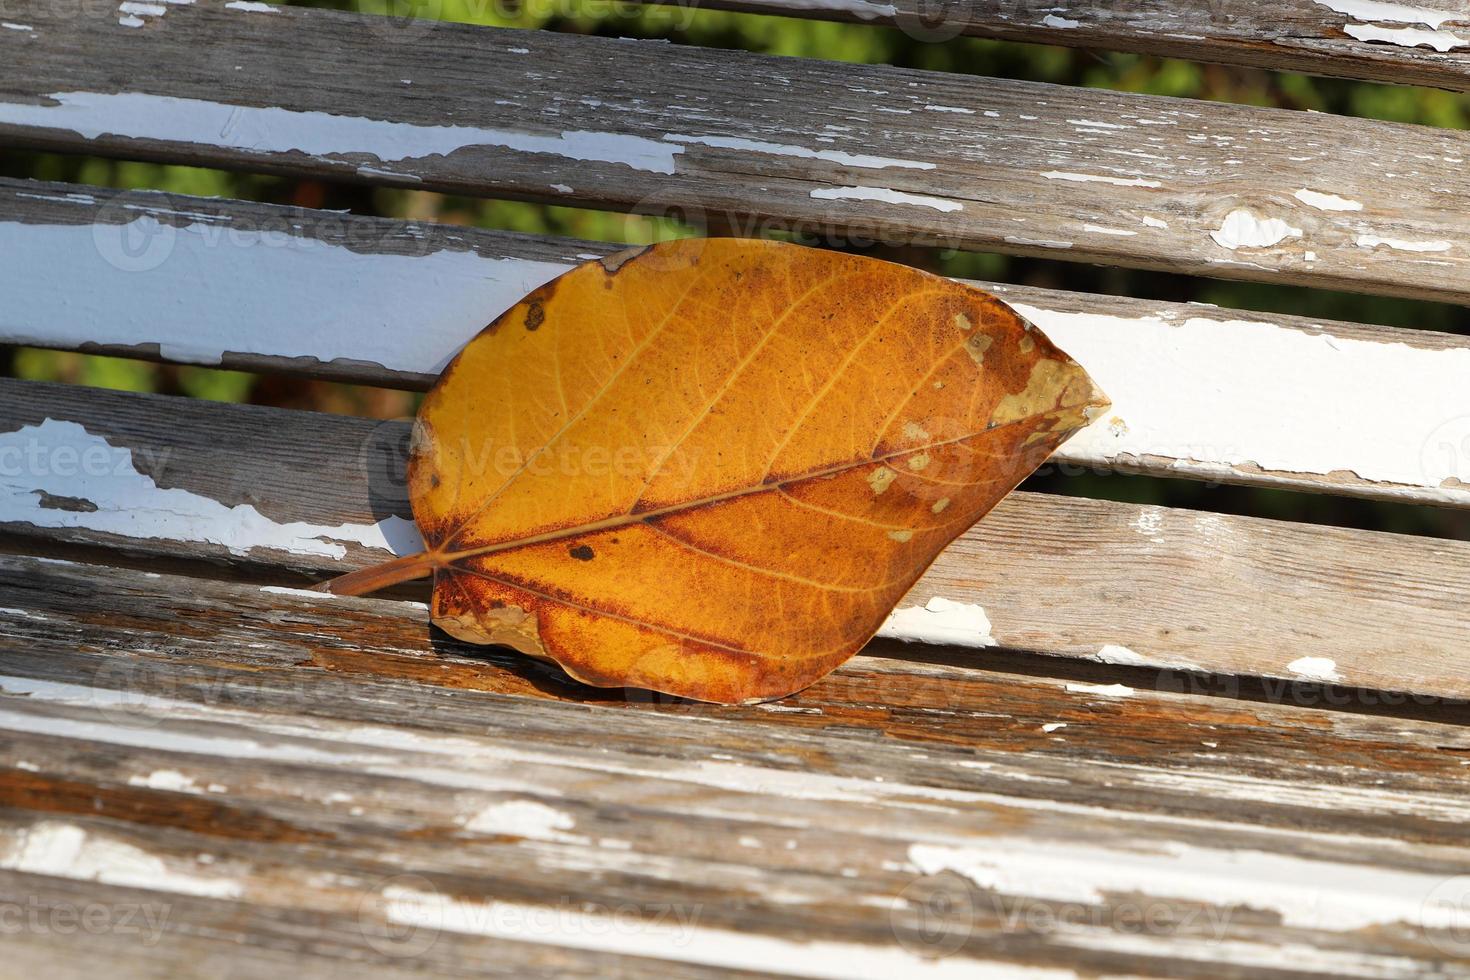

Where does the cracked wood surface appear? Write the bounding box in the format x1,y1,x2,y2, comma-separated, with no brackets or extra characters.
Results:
6,2,1470,304
635,0,1470,93
0,553,1468,977
5,178,1468,510
1,378,1467,701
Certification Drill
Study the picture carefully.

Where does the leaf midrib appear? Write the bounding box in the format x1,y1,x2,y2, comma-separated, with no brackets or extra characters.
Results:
432,403,1083,567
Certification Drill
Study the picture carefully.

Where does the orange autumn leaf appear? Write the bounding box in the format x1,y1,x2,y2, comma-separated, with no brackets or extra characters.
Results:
318,239,1108,703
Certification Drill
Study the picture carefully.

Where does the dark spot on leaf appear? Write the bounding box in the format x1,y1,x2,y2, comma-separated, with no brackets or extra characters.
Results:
569,544,595,561
524,302,545,332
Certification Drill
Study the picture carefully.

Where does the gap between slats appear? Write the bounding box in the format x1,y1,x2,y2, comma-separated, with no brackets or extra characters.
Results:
630,0,1470,94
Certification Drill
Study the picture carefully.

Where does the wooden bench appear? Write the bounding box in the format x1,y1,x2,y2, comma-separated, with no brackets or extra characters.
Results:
2,1,1469,975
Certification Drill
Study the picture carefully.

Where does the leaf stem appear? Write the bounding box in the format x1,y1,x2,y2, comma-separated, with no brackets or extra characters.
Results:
312,550,441,596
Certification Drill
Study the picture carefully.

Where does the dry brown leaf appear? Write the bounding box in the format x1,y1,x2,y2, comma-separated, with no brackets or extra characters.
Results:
318,239,1108,703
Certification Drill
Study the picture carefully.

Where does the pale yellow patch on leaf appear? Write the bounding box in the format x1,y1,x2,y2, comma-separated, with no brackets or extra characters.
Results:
868,466,897,494
993,359,1095,427
965,333,994,366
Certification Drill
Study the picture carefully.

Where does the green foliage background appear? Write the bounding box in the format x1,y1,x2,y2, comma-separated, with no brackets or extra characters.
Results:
3,0,1467,538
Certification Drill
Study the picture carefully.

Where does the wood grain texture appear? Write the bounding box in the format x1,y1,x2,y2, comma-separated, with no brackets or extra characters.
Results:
1,555,1469,977
1,377,1467,701
635,0,1470,93
6,2,1470,304
6,178,1468,510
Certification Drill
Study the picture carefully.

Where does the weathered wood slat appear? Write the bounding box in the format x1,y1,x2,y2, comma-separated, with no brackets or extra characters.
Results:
6,179,1467,510
1,555,1468,977
1,377,1467,700
636,0,1470,94
6,2,1470,305
0,872,738,980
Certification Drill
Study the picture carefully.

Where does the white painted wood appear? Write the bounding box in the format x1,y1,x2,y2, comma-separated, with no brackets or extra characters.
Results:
5,180,1467,509
8,2,1470,305
3,379,1468,701
1,554,1468,977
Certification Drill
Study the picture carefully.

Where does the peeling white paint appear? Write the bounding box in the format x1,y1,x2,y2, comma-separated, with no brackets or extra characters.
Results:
810,185,961,213
260,585,338,600
1013,303,1470,497
1004,236,1073,249
664,133,933,170
923,105,975,114
0,91,685,174
1064,682,1134,698
117,0,182,27
1210,209,1301,249
1082,224,1138,237
225,0,277,9
770,0,898,20
1356,233,1452,252
381,886,1065,979
1041,723,1068,733
1140,216,1169,228
128,769,202,793
1093,645,1148,666
2,22,34,31
0,216,572,374
878,596,997,648
1128,511,1164,540
1312,0,1461,29
1345,22,1469,49
0,419,423,559
1287,657,1344,682
1041,13,1080,28
0,822,242,899
910,836,1469,932
1040,171,1162,188
462,800,584,842
1293,188,1363,211
15,672,1467,841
